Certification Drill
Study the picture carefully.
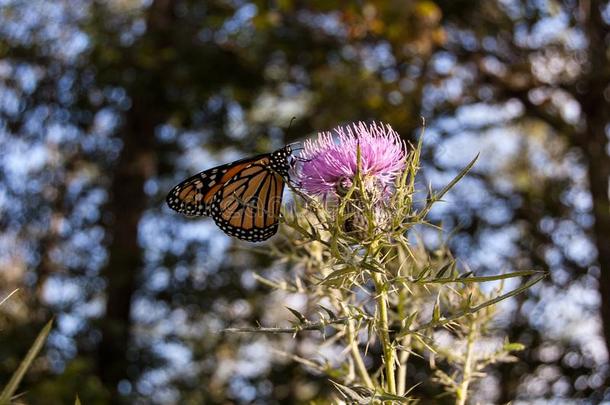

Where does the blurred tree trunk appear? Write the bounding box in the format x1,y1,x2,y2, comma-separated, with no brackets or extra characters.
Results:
579,0,610,363
97,96,157,398
97,0,174,399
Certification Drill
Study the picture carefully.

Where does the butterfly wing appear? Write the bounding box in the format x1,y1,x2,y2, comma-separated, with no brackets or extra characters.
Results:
166,158,267,216
210,163,285,242
167,146,292,241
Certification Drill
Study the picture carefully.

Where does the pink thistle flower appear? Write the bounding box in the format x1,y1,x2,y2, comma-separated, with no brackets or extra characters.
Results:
297,122,407,199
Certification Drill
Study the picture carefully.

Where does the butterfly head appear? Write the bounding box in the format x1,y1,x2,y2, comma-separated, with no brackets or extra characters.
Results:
270,145,293,177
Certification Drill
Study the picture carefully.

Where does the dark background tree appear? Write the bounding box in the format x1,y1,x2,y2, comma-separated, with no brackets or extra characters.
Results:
0,0,608,403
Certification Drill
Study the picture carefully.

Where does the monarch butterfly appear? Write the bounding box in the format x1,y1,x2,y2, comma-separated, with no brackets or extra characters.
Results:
166,145,293,242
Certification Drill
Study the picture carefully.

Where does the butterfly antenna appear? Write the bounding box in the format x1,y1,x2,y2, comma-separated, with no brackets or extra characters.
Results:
285,117,305,152
286,118,302,150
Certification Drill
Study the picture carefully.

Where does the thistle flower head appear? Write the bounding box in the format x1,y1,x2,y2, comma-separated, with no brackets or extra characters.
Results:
297,122,407,198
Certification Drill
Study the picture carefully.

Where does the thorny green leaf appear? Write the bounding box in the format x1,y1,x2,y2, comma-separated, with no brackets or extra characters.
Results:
0,319,53,404
399,311,419,335
432,295,442,322
285,307,308,324
330,380,417,404
504,342,526,352
318,305,337,320
436,261,454,279
0,289,19,307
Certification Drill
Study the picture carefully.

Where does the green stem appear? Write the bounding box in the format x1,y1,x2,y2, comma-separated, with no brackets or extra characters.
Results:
338,300,374,389
396,335,411,395
347,317,375,389
372,272,396,394
456,318,477,405
396,282,410,396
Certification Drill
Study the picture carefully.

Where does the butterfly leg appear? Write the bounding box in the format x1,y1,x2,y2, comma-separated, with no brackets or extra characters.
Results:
292,156,312,163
